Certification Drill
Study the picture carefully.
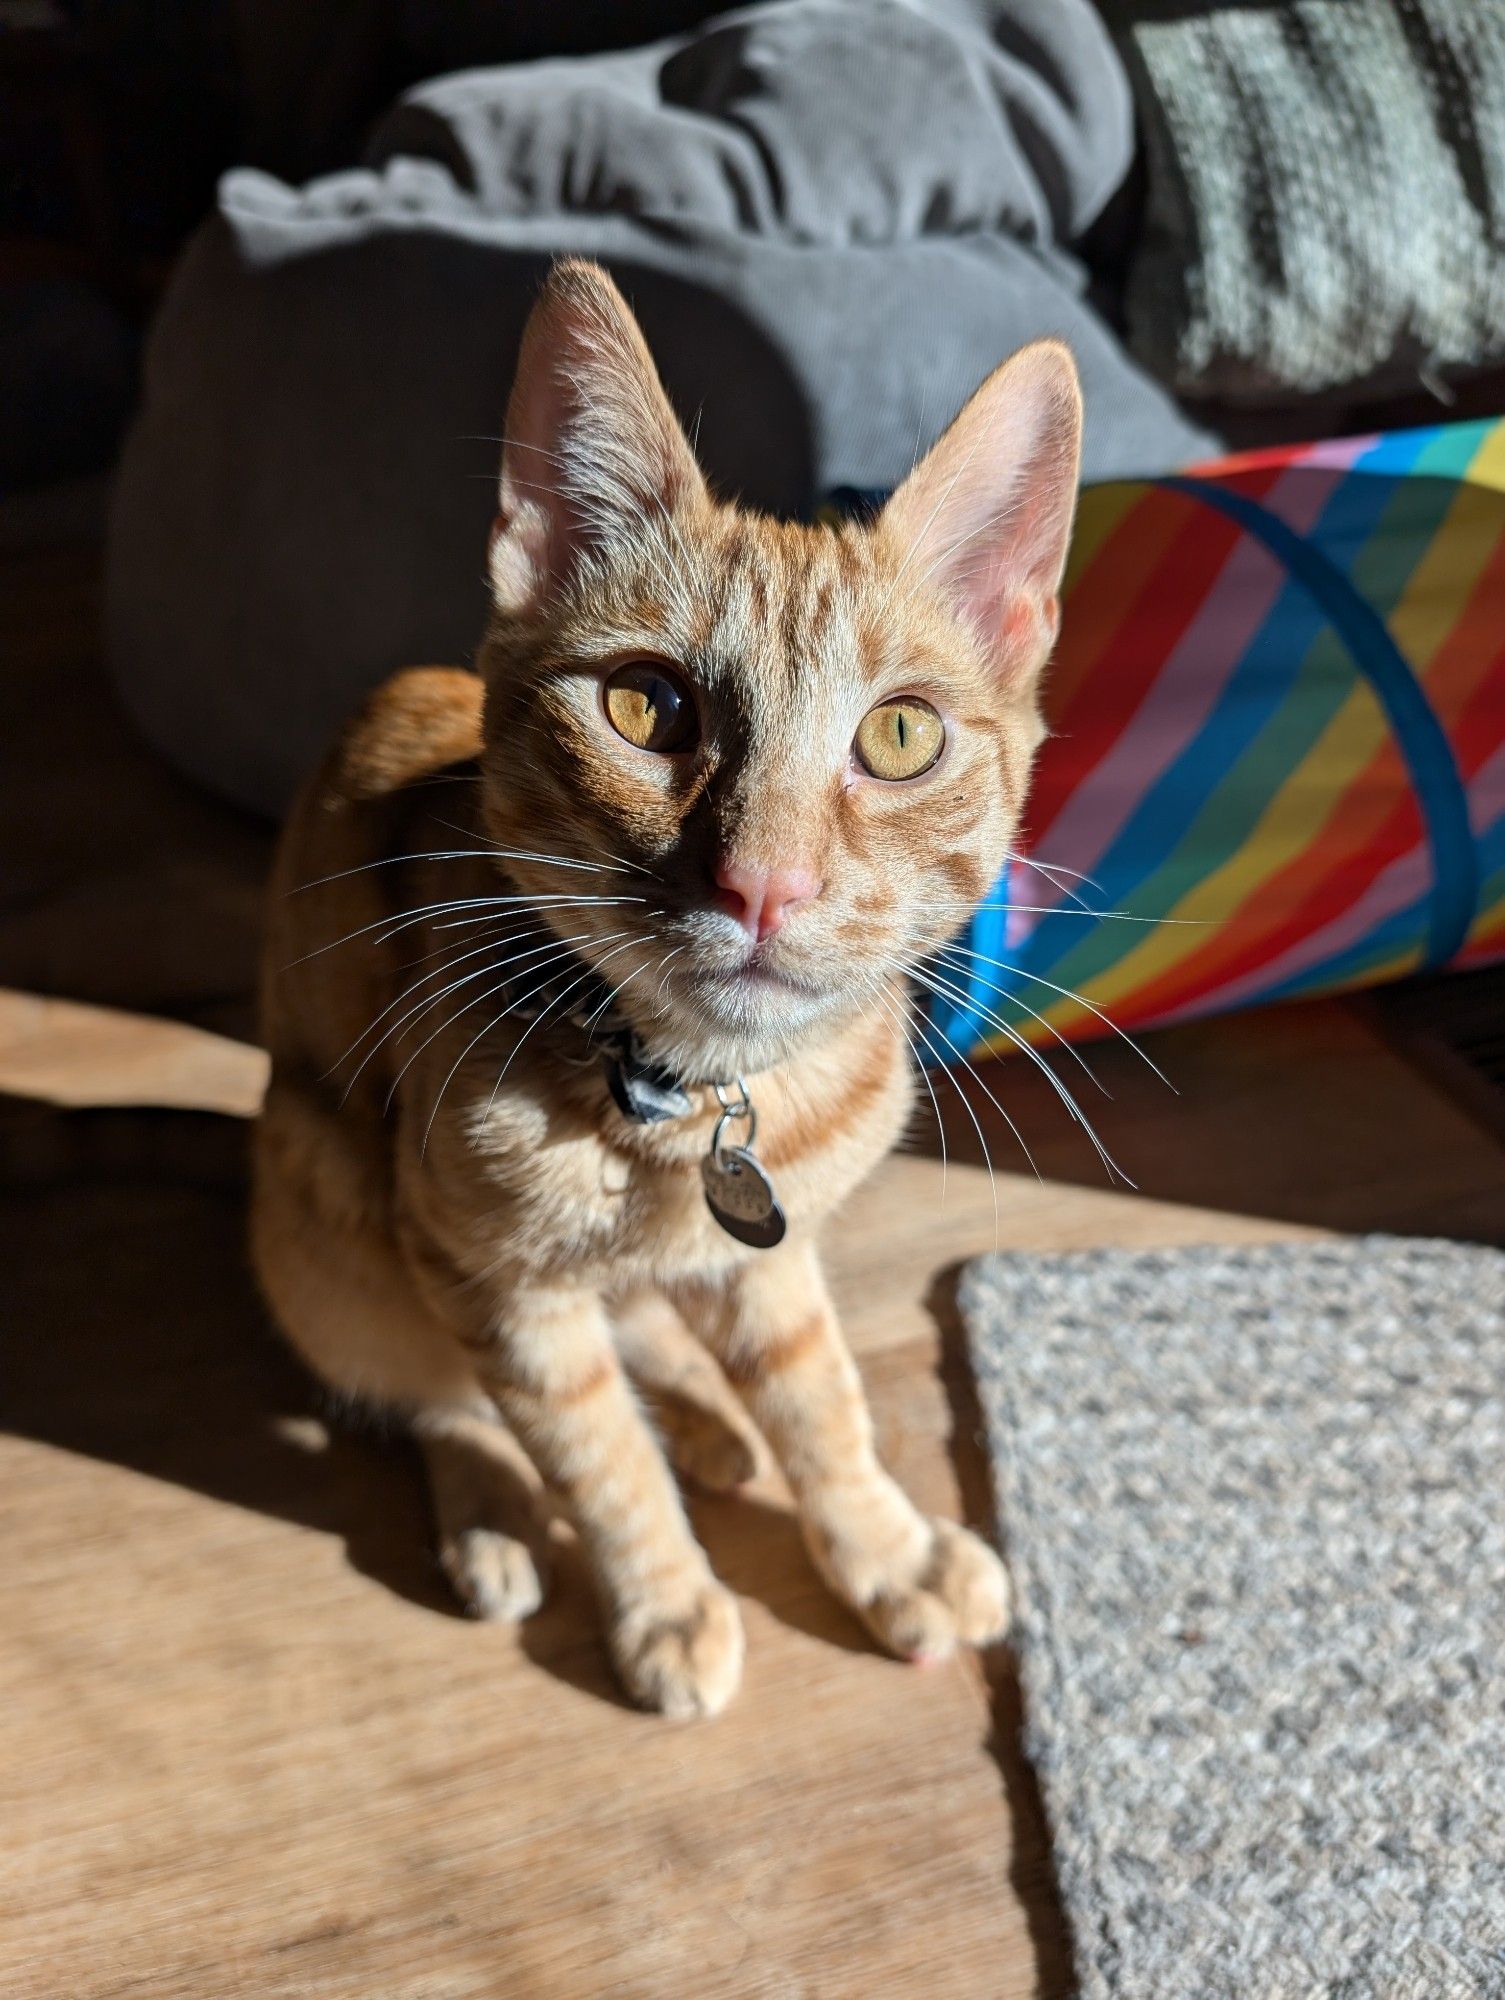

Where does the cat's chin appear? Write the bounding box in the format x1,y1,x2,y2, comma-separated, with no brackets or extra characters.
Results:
638,961,845,1079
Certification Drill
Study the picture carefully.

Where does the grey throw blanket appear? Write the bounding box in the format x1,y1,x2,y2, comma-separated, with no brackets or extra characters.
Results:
106,0,1214,816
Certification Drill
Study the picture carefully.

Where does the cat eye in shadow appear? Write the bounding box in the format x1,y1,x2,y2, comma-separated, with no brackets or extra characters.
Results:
853,698,945,781
603,661,700,755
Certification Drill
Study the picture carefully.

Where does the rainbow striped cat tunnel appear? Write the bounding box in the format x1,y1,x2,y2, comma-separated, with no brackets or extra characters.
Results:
889,418,1505,1061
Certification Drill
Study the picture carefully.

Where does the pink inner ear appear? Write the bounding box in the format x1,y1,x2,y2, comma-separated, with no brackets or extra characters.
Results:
998,593,1038,655
488,495,553,614
991,588,1062,681
949,438,1077,680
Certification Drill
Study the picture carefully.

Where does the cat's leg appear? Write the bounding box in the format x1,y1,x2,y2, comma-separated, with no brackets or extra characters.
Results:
252,1086,550,1621
683,1241,1010,1664
612,1289,763,1493
472,1278,744,1718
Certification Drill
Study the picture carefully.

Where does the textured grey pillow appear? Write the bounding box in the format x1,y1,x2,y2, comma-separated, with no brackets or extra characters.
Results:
1122,0,1505,404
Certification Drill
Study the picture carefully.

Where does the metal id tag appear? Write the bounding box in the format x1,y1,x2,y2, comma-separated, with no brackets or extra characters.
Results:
700,1144,787,1249
700,1080,787,1249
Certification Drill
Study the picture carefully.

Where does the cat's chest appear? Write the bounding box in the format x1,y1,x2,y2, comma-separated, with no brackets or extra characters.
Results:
417,1019,912,1285
470,1106,867,1277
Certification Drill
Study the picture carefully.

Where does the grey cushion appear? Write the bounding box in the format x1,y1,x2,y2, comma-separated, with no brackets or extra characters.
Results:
107,0,1216,817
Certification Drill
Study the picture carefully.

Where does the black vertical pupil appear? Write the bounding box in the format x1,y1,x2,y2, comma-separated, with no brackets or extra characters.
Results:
896,709,908,748
609,660,696,751
643,675,677,736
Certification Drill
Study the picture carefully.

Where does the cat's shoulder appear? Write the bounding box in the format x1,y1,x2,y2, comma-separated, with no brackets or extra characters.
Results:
331,666,484,802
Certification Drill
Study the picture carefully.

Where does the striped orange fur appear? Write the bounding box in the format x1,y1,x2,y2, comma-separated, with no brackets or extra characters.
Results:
251,260,1081,1715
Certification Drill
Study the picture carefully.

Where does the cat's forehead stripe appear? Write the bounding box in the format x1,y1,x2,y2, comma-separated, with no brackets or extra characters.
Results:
695,523,879,691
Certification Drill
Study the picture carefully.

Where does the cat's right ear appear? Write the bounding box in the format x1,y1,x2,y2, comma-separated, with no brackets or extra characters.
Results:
489,260,708,614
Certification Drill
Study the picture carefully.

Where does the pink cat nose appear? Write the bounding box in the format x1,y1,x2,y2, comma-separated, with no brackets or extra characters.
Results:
713,858,822,941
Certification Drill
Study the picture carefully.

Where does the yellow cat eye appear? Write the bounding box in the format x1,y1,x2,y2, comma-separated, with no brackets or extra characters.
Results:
602,660,699,755
854,698,945,781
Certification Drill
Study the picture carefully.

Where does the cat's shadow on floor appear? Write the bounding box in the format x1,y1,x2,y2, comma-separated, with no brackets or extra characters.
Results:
0,1099,872,1710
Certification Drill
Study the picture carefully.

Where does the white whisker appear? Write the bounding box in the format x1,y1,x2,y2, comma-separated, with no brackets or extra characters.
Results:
908,964,1132,1188
931,944,1108,1095
392,932,630,1131
904,1005,1007,1247
293,844,639,893
460,932,648,1151
333,923,546,1075
1000,847,1107,917
651,943,688,1007
334,924,612,1094
929,941,1176,1092
577,934,667,1048
872,984,947,1198
287,893,647,967
968,902,1200,924
396,912,535,969
426,816,657,882
1003,848,1105,896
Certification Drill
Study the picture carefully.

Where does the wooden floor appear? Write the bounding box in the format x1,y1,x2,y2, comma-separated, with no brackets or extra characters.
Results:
4,987,1503,2000
3,536,1503,1998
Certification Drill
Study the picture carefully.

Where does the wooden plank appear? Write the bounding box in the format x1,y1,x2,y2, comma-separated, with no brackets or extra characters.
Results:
4,990,1503,1997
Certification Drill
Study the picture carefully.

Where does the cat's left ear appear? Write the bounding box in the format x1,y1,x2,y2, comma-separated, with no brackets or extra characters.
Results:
489,259,708,614
880,340,1082,689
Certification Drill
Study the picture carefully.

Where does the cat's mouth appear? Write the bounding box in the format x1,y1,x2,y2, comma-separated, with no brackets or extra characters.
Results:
648,940,839,1068
699,959,819,999
566,899,855,1070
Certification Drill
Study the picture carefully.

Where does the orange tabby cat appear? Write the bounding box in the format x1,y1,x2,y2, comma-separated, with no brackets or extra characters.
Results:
251,259,1081,1717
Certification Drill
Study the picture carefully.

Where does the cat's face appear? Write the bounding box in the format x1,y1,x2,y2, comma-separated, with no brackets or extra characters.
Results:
478,262,1081,1079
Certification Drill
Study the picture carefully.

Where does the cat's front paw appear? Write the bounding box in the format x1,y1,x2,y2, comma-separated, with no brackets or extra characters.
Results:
656,1397,761,1493
608,1578,745,1719
441,1524,549,1622
833,1517,1012,1665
